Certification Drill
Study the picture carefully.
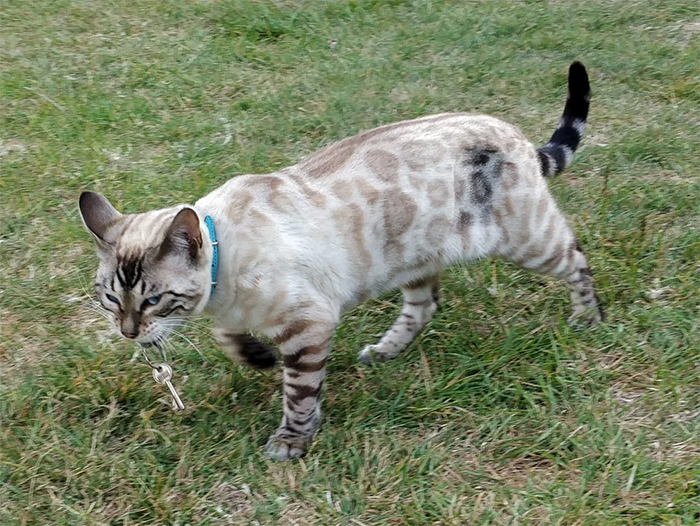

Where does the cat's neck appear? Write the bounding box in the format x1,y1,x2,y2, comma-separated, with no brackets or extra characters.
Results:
192,205,227,313
194,172,319,333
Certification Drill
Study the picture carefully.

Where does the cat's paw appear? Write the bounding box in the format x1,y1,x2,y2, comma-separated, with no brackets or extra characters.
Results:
264,428,312,461
357,344,393,365
567,304,604,329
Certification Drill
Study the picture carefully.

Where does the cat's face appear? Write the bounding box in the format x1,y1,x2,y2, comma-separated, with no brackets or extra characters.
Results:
79,192,210,347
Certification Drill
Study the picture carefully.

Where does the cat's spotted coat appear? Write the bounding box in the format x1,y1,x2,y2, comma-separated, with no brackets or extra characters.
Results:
79,62,602,460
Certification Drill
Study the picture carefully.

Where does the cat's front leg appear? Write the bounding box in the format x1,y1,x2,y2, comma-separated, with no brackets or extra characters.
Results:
264,320,336,461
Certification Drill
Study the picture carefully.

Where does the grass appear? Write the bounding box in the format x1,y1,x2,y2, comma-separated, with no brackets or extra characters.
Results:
1,0,700,523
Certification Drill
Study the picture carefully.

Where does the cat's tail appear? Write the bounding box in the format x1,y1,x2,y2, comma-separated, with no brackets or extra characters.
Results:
537,61,590,178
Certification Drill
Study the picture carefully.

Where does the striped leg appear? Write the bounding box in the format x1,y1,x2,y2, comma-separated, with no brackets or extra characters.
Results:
265,320,335,461
509,215,603,326
358,275,440,364
213,328,276,369
559,240,604,326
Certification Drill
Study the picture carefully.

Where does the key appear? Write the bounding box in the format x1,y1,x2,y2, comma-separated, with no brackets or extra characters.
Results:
152,363,185,411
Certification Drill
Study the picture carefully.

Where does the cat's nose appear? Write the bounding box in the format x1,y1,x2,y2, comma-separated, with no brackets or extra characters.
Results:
121,330,138,339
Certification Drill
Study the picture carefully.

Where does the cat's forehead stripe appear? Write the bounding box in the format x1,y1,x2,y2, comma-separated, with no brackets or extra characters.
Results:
116,253,144,290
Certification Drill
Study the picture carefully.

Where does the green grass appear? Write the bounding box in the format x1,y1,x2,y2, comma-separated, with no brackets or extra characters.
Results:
2,0,700,524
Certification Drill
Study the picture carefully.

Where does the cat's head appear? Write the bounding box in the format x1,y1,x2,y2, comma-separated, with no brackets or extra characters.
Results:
79,192,212,346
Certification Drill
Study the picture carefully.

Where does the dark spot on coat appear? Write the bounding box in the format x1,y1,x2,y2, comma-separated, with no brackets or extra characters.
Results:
383,191,417,239
459,211,473,229
474,149,496,165
471,170,492,204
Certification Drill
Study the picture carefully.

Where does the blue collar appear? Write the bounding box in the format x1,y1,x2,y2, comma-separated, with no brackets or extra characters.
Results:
203,215,218,295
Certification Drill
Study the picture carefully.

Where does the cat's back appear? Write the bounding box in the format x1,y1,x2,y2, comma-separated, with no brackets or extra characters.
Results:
198,112,539,229
290,112,538,196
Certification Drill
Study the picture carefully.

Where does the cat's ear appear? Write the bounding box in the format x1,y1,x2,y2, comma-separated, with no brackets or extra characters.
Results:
79,191,122,253
159,207,202,261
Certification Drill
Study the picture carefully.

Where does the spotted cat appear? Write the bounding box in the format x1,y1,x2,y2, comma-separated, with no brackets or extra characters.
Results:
79,62,602,460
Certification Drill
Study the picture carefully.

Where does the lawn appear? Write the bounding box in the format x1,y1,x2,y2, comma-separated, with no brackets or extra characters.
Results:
1,0,700,524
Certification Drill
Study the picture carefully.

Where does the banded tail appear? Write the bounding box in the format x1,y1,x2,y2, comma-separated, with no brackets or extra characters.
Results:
538,61,590,178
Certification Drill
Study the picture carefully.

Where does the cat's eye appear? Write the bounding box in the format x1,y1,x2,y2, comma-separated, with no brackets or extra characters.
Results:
146,294,162,306
105,294,120,305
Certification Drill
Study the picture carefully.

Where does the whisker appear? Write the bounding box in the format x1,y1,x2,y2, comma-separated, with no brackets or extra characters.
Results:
159,336,178,361
158,318,210,337
77,276,114,326
168,329,208,362
77,274,95,296
161,322,210,338
84,305,111,322
129,346,142,364
84,303,108,314
167,322,211,336
84,303,106,313
168,317,212,331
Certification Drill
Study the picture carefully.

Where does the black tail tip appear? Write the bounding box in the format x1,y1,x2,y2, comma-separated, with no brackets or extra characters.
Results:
568,61,590,98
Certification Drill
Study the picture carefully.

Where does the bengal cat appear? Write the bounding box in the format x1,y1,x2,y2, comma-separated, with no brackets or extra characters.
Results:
79,62,602,460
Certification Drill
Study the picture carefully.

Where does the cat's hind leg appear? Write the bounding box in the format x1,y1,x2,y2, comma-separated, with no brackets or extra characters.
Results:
358,275,440,364
504,200,604,326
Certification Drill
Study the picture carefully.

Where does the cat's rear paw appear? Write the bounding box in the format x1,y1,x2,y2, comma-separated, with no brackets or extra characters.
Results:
567,304,604,329
264,428,311,461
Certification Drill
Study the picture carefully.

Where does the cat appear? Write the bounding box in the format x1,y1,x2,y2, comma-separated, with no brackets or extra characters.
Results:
79,61,603,461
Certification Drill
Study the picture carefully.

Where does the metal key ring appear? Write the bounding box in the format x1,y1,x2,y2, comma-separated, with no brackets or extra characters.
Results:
140,342,167,369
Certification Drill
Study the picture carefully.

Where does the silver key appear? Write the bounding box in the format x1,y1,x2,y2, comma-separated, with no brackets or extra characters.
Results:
152,363,185,411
